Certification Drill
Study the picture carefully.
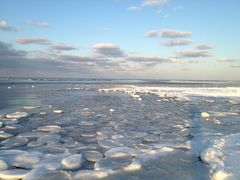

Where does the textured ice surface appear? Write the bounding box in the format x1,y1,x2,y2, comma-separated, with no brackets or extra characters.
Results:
61,154,83,170
0,169,29,179
6,112,28,119
0,83,239,179
83,151,103,162
201,133,240,180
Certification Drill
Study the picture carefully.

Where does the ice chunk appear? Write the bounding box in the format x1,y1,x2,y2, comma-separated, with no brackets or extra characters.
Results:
98,139,123,149
143,135,160,142
0,169,29,180
39,112,47,115
61,154,83,170
95,157,141,172
200,134,240,180
12,152,42,169
53,109,63,114
37,134,61,144
104,147,137,158
0,149,26,156
201,112,210,119
23,167,49,180
37,125,61,132
109,108,115,112
0,136,28,147
83,151,103,162
211,170,232,180
6,112,28,119
0,159,8,171
31,170,72,180
23,106,39,110
73,170,109,180
0,132,14,139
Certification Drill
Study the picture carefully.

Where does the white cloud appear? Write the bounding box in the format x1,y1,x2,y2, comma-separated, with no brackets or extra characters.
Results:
162,39,193,46
26,20,49,28
58,54,102,62
127,56,171,63
15,37,51,45
92,43,125,57
128,6,141,11
142,0,168,7
172,5,183,12
177,49,213,58
100,27,112,31
128,0,168,11
231,64,240,68
196,44,213,50
160,29,191,38
50,44,77,51
0,20,17,31
145,30,159,38
218,57,237,62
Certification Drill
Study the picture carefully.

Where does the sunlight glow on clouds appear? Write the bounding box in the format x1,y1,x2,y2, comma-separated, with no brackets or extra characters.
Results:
15,37,51,45
92,43,125,57
50,44,77,51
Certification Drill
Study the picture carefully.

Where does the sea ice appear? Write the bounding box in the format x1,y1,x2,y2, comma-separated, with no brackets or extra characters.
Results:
23,106,39,110
201,112,210,119
95,157,140,173
0,169,29,180
104,147,137,158
0,136,28,148
23,166,49,180
73,170,109,180
143,135,160,142
11,152,42,169
36,125,61,132
39,112,47,115
32,170,72,180
37,134,61,144
98,139,123,149
6,112,28,119
61,154,83,170
83,151,103,162
0,159,8,171
53,109,63,114
0,132,14,139
0,149,26,156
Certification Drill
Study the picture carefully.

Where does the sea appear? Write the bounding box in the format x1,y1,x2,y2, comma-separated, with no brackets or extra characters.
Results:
0,77,239,180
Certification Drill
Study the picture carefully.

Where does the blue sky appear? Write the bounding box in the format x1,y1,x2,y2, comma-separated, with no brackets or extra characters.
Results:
0,0,240,80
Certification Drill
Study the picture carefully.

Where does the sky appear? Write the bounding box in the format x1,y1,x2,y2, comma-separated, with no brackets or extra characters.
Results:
0,0,240,80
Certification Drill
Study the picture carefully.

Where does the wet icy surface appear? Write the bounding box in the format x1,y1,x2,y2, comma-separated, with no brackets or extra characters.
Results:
0,82,240,180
